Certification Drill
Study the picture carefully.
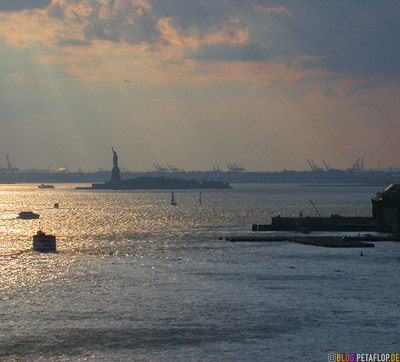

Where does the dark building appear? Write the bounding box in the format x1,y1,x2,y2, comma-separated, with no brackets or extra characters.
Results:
372,184,400,235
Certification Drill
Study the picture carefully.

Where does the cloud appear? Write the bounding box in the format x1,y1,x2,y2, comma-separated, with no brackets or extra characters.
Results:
267,1,400,78
0,0,51,12
82,3,160,44
355,101,379,109
0,0,399,86
56,38,91,47
189,41,270,62
253,5,291,16
322,87,342,100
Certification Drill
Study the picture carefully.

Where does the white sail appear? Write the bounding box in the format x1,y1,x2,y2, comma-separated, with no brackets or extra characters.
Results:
171,192,177,205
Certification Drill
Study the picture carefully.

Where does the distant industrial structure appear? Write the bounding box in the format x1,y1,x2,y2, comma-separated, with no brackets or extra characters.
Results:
152,162,245,172
308,158,365,172
212,164,223,172
346,157,365,172
152,163,180,172
307,160,324,172
226,163,246,172
1,154,20,172
1,152,400,185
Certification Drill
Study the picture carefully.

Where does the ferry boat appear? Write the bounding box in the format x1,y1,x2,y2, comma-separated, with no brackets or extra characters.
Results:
17,211,40,219
38,184,54,189
33,230,56,252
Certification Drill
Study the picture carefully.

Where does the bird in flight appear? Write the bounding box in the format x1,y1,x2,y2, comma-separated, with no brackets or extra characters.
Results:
124,79,131,83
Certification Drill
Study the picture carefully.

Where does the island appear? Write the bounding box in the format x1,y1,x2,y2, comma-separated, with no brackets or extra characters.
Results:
76,148,231,190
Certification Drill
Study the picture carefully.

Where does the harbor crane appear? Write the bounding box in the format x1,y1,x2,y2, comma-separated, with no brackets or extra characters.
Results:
323,160,339,172
212,164,223,172
347,158,364,171
323,160,331,171
310,200,322,217
226,163,246,172
4,154,20,172
153,163,168,172
167,164,180,172
307,160,324,172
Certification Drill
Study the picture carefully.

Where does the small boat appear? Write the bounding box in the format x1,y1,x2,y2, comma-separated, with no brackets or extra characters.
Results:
33,230,56,252
38,184,54,189
17,211,40,219
171,192,177,206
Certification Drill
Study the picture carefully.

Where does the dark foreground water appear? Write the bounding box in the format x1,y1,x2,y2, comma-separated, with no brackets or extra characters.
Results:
0,184,399,361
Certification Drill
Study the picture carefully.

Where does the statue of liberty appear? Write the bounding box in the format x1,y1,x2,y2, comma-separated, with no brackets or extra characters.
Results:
111,146,121,183
112,146,118,168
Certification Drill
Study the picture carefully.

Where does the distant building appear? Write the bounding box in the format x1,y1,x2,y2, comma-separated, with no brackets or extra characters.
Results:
372,184,400,235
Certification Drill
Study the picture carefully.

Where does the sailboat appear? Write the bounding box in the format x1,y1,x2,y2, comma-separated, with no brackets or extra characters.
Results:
171,191,177,206
199,192,202,204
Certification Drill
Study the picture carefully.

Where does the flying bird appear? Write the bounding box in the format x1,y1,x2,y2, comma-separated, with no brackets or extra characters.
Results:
124,79,131,83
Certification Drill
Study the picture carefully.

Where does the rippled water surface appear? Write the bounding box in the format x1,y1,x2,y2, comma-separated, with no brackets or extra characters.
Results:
0,183,399,361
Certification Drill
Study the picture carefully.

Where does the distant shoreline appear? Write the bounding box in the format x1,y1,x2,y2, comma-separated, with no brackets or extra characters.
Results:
76,176,231,190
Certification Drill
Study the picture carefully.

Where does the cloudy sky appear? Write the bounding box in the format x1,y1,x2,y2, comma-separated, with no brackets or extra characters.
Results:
1,0,399,172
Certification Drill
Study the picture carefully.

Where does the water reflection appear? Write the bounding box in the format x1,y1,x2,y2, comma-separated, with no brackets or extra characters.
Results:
0,183,375,289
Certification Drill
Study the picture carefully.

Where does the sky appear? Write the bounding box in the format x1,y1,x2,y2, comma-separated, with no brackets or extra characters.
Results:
1,0,400,172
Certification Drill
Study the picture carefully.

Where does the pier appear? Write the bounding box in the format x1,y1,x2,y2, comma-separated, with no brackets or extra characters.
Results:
224,235,376,248
252,215,377,232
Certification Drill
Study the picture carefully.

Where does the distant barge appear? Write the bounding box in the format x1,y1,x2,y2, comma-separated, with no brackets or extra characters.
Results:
252,214,377,232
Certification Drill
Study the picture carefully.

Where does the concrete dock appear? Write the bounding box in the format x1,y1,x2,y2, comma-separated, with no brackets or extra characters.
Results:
224,235,375,248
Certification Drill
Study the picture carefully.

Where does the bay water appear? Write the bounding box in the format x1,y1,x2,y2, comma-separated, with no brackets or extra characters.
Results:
0,184,399,361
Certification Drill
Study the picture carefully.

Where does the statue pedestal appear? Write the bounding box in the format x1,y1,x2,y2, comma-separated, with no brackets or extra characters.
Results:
111,166,121,183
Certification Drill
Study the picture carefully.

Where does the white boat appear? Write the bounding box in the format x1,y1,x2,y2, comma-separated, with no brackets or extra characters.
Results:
17,211,40,219
33,230,56,252
171,192,177,206
38,184,54,189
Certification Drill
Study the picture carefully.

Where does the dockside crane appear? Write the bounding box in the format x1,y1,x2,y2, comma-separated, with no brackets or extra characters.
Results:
323,160,339,171
212,164,222,172
4,154,19,172
153,163,168,172
167,164,179,172
323,160,331,171
310,200,322,217
346,157,364,171
307,160,324,172
226,163,246,172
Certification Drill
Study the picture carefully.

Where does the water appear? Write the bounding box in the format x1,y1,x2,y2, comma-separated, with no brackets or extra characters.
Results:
0,184,399,361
